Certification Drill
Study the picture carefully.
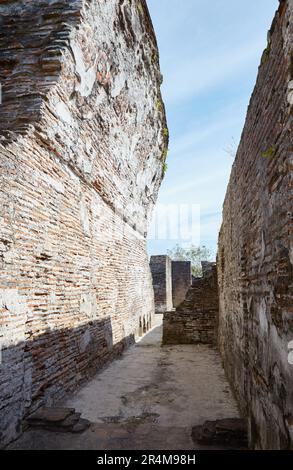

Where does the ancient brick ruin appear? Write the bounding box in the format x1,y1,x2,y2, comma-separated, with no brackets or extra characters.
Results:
0,0,167,447
149,255,173,313
149,256,193,313
163,262,218,346
153,257,219,346
0,0,292,453
171,261,192,308
218,0,293,450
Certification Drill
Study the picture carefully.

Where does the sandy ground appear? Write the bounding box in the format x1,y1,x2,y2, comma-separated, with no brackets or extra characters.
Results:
10,315,240,450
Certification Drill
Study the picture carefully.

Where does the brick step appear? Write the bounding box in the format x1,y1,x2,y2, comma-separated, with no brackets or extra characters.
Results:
26,406,90,434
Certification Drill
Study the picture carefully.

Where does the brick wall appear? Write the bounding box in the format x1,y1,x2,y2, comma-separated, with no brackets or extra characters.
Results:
0,0,167,447
171,261,192,308
218,0,293,450
150,256,173,313
163,263,218,345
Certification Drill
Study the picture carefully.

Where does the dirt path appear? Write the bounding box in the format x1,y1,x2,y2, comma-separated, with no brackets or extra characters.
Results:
10,316,240,450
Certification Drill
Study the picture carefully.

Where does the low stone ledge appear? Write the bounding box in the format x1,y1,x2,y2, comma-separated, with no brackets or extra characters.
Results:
191,418,248,449
26,407,90,434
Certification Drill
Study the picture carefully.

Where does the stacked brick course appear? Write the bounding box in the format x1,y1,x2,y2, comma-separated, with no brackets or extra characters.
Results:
163,263,218,346
218,0,293,450
150,256,173,313
0,0,167,447
171,261,192,308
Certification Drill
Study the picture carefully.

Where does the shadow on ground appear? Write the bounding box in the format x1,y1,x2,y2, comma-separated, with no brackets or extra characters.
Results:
9,316,241,450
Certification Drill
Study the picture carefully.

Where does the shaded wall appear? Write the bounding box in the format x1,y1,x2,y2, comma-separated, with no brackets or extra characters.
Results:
218,0,293,450
0,0,167,447
171,261,192,308
149,256,173,313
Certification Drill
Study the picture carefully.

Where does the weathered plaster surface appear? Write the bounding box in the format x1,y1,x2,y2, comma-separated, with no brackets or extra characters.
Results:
0,0,167,447
218,0,293,450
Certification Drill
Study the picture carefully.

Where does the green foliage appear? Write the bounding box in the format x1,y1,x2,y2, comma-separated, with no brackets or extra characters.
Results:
167,244,213,277
264,45,271,56
161,145,169,174
261,44,271,64
161,148,169,161
262,146,276,159
162,128,169,138
151,51,158,64
155,99,162,112
137,2,144,16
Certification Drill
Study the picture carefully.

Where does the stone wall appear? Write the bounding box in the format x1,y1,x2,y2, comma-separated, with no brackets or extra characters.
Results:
163,262,218,345
0,0,167,447
218,0,293,450
149,255,173,313
171,261,192,308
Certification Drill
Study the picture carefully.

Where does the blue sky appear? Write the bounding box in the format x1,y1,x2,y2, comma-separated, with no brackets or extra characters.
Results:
147,0,278,258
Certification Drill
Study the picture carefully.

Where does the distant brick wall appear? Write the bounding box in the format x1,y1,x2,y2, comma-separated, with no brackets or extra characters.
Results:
150,256,173,313
218,0,293,450
163,263,218,345
171,261,191,308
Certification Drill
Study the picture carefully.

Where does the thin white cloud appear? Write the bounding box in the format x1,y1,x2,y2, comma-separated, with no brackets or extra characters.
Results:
170,107,244,158
160,170,229,199
162,35,265,104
